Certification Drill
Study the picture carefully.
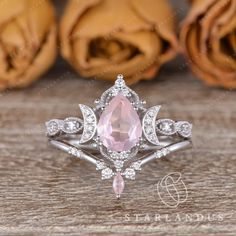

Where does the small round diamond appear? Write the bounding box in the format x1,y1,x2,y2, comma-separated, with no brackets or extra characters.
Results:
115,74,125,87
114,160,124,169
117,74,124,80
131,161,142,171
86,116,94,123
96,161,106,170
145,125,153,134
123,168,135,180
101,168,114,180
62,117,82,133
46,120,60,136
148,111,155,117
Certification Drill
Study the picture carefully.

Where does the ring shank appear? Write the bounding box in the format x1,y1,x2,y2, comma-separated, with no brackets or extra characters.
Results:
49,136,192,168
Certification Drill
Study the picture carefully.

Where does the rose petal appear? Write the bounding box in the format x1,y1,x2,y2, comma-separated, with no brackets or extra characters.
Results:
74,31,162,83
0,0,57,90
0,0,25,25
27,0,56,47
60,0,178,84
72,0,150,39
131,0,179,54
180,0,236,88
8,24,57,88
60,0,101,60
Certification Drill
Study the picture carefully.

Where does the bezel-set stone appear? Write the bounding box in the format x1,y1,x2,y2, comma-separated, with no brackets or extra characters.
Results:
46,118,83,136
46,119,61,136
176,121,192,137
62,117,82,133
156,119,176,135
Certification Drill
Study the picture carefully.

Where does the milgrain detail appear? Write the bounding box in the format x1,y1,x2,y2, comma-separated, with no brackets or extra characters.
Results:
142,105,161,145
79,104,97,143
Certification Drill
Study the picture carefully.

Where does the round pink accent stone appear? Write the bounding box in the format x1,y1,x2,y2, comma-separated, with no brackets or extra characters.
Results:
97,94,142,152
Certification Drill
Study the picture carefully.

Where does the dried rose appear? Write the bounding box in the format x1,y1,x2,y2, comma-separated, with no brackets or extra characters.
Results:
0,0,57,90
180,0,236,89
60,0,178,84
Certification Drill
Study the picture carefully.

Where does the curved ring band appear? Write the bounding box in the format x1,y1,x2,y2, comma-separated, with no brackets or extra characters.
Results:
49,137,191,167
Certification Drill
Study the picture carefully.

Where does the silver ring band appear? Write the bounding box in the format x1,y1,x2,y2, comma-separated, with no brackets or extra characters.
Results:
45,74,193,198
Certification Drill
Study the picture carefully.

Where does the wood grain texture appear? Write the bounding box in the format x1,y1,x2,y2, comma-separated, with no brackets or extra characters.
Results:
0,1,235,236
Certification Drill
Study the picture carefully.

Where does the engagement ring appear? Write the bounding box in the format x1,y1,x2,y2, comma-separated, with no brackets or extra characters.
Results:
46,74,192,198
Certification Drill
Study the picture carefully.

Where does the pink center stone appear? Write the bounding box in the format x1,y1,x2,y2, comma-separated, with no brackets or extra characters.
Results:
97,93,142,152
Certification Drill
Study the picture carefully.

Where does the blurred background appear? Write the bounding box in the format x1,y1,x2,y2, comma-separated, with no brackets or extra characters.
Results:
0,0,234,90
52,0,190,85
52,0,189,85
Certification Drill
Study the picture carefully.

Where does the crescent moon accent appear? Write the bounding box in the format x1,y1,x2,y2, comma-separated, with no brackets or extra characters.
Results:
79,104,97,143
142,105,161,145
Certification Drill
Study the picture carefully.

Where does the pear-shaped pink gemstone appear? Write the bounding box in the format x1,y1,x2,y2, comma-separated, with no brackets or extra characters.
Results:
97,94,142,152
113,172,125,198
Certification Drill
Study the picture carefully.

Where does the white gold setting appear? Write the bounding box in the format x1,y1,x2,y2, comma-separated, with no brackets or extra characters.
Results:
46,74,192,198
142,106,161,145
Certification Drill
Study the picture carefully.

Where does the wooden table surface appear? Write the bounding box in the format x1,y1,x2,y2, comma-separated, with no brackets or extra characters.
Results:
0,60,235,236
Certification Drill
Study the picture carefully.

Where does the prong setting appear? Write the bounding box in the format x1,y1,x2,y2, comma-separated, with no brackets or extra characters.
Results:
46,74,192,198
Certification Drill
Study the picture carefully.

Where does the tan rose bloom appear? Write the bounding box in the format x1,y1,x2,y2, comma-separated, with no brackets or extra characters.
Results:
0,0,57,90
60,0,178,84
180,0,236,89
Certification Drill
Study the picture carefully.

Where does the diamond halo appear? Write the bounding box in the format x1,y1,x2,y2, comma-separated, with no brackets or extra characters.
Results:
46,74,192,198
